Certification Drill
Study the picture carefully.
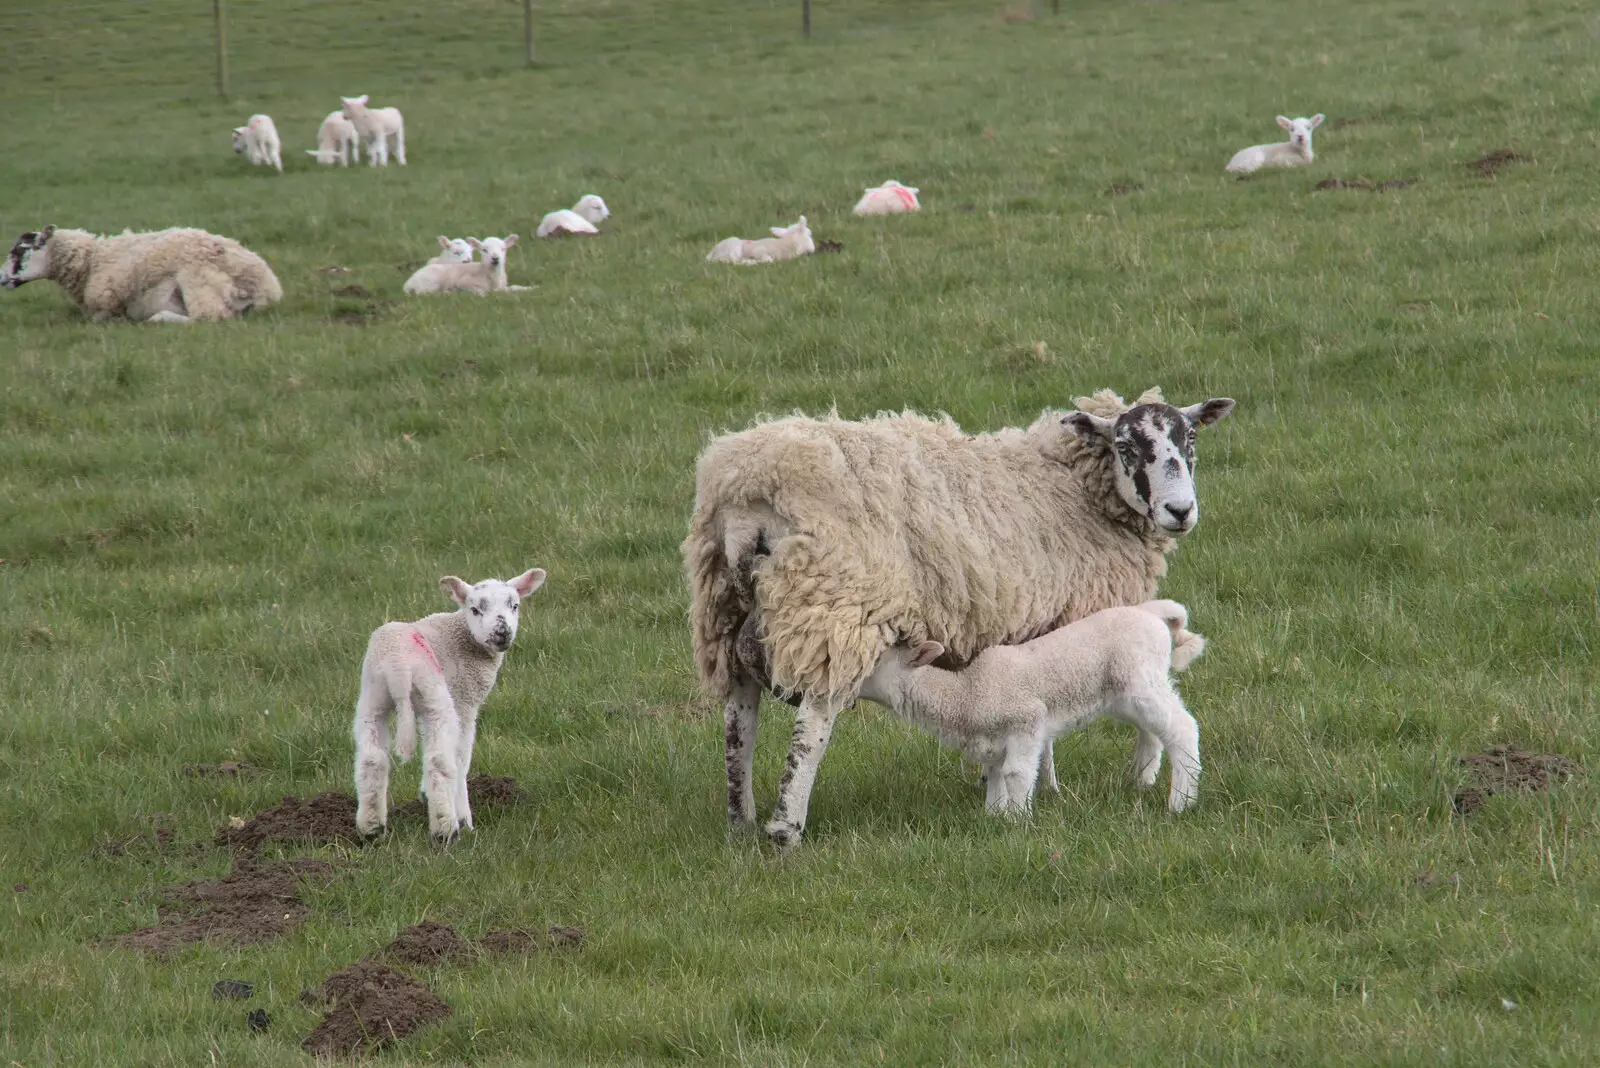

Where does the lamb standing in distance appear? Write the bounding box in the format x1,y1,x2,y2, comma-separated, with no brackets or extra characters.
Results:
306,110,361,166
1,225,282,323
353,568,547,841
340,94,406,166
403,235,526,294
232,114,283,171
706,216,814,264
428,236,476,265
683,387,1234,847
853,180,921,216
1226,114,1325,175
860,601,1206,815
537,195,610,238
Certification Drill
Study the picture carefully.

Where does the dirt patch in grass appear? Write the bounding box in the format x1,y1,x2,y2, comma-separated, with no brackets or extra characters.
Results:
217,792,364,853
1453,744,1580,815
1331,113,1383,129
94,824,177,857
182,760,261,779
391,775,528,821
1462,149,1529,177
109,858,334,957
814,238,845,254
330,283,374,299
1315,177,1418,192
1104,183,1143,197
212,979,255,1000
477,923,585,956
301,960,451,1057
374,922,475,967
327,299,392,326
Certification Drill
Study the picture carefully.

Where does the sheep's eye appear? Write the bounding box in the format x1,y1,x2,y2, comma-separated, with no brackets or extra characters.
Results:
510,603,518,612
471,607,482,616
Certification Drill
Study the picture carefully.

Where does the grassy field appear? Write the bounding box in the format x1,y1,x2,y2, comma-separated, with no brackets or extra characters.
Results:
3,0,1598,1063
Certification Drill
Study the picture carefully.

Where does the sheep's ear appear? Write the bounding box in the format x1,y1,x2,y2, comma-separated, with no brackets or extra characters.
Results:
1276,115,1293,131
233,126,246,135
797,215,808,228
1180,398,1236,428
510,568,546,598
1062,410,1116,445
437,236,451,249
467,238,483,250
770,227,788,237
440,576,471,606
40,225,54,242
503,234,519,248
356,94,369,104
910,641,945,668
1310,113,1325,128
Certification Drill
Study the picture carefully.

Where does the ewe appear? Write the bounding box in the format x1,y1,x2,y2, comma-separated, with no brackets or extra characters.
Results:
860,601,1206,815
537,195,610,238
706,216,814,264
354,568,547,841
2,225,282,323
341,94,407,166
306,110,361,166
1226,114,1325,175
232,113,283,171
683,388,1234,847
403,235,526,294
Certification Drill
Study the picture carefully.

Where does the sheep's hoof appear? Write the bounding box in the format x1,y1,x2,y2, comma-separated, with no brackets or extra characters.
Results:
431,827,460,845
355,822,386,840
763,820,803,851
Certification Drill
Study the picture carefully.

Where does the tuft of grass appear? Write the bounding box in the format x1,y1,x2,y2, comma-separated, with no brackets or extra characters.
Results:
2,0,1598,1064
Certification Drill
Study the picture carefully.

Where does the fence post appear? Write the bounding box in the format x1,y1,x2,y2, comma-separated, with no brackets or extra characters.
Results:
214,0,229,99
523,0,535,65
802,0,811,37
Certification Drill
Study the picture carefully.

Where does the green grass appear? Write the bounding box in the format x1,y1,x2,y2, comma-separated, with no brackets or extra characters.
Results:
2,0,1598,1063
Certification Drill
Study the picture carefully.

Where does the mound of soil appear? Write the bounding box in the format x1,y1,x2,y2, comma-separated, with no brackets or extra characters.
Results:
216,792,364,853
390,776,528,821
330,283,374,299
1462,149,1528,177
109,858,334,957
814,238,845,254
1315,177,1418,192
182,761,261,778
374,922,475,967
301,961,451,1057
1453,744,1580,815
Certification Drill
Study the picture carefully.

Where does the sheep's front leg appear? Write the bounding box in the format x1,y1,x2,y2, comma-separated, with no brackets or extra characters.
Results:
353,682,393,837
990,742,1041,816
723,673,762,831
764,693,844,849
1036,740,1060,794
454,710,478,832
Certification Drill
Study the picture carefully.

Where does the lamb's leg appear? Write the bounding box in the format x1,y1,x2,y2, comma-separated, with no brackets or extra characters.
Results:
1130,728,1164,788
394,123,406,165
1036,740,1060,794
764,692,845,849
1119,691,1200,812
415,676,461,840
983,760,1007,812
992,742,1041,816
724,672,762,831
145,311,192,324
454,710,478,832
353,678,392,836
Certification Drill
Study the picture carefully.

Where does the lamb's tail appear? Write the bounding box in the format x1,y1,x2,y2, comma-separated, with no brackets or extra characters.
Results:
389,670,418,762
1137,599,1207,672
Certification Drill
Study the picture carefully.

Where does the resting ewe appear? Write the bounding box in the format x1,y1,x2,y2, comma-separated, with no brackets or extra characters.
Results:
232,113,283,172
1,225,283,323
306,110,361,166
403,235,526,294
537,195,610,238
683,387,1234,846
853,180,921,216
1225,114,1325,175
354,568,546,841
341,94,406,166
428,236,476,265
706,216,814,265
860,601,1206,815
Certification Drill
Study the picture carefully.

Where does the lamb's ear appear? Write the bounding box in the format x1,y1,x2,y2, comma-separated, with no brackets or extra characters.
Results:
467,237,484,250
1310,113,1325,128
770,227,788,237
910,641,945,668
1062,410,1116,445
440,576,471,605
510,568,546,598
1180,398,1236,428
437,235,451,250
1276,115,1293,131
503,234,519,248
356,94,369,105
233,126,247,135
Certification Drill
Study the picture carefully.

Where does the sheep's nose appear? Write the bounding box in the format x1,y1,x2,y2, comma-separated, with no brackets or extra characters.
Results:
1165,503,1193,524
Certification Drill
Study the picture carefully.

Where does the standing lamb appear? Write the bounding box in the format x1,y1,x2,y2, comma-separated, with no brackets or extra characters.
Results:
353,568,547,841
403,235,526,294
683,387,1234,847
536,195,610,238
1,225,283,323
1225,114,1325,175
306,110,361,166
853,180,921,216
232,114,283,172
706,216,814,265
341,94,407,166
860,601,1206,816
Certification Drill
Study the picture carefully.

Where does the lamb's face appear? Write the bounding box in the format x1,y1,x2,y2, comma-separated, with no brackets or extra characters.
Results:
1067,398,1236,536
438,237,474,263
576,195,610,224
1278,114,1323,151
1,227,53,289
441,568,547,653
340,95,369,120
231,127,249,153
471,235,518,270
785,217,814,255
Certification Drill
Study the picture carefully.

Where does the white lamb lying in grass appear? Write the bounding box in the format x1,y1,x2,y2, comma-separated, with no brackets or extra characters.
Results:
537,195,610,238
428,236,475,265
706,216,814,264
859,600,1206,815
853,179,921,215
403,235,528,294
306,110,360,166
232,114,283,172
1225,114,1325,175
354,568,546,841
341,94,406,166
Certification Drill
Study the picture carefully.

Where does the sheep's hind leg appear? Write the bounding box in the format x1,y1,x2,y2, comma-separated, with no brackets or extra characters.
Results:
764,692,845,849
353,684,393,837
1036,740,1060,794
416,677,462,840
723,673,762,832
1130,729,1164,788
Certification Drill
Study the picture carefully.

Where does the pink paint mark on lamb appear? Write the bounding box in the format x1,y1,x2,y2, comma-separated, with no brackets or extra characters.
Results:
891,185,918,210
410,630,443,673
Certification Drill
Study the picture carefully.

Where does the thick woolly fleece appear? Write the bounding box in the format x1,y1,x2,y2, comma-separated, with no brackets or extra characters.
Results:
41,227,282,321
683,388,1176,706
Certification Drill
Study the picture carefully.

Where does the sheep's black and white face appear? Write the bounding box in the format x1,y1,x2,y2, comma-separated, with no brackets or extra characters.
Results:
441,569,546,653
1,227,54,289
1067,398,1235,536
